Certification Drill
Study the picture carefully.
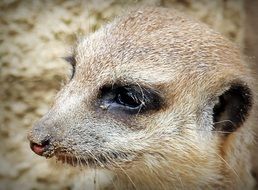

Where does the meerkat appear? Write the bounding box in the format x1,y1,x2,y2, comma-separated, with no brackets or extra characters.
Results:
28,7,257,190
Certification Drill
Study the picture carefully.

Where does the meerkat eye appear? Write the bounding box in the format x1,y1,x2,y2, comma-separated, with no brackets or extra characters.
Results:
63,55,76,79
99,84,163,114
115,87,142,108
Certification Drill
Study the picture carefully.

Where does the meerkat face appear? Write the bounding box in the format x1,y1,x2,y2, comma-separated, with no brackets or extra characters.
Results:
28,8,254,187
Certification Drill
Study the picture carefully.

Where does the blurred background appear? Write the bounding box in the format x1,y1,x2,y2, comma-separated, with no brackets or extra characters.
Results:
0,0,257,189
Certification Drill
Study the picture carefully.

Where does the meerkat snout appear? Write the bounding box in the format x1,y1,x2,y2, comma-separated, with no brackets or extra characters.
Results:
28,7,257,189
28,113,56,157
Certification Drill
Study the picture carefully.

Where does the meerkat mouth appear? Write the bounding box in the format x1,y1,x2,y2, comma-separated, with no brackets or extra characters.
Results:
55,153,106,167
55,152,129,168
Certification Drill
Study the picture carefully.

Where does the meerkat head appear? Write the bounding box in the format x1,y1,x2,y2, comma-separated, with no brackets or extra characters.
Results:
28,7,255,189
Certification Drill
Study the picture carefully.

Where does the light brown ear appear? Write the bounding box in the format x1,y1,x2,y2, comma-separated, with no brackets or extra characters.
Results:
212,82,253,133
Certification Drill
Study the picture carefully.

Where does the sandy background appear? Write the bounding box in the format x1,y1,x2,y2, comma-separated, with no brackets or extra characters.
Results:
0,0,255,189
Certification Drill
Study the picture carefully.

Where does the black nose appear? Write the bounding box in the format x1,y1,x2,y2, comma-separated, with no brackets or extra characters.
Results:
29,137,50,156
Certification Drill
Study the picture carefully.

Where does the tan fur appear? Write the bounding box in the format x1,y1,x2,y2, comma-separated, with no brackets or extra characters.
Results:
28,7,257,190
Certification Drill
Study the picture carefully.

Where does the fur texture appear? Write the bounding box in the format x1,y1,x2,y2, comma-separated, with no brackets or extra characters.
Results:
28,7,257,190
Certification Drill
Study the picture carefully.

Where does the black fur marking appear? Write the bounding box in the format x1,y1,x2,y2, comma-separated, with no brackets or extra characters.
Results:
63,56,76,79
99,84,164,115
213,83,253,133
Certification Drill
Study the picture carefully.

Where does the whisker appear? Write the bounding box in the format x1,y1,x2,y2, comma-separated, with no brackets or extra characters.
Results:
107,153,137,189
214,120,235,125
94,169,97,190
214,152,240,184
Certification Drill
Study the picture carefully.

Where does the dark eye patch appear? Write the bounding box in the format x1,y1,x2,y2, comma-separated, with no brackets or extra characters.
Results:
63,55,76,79
99,84,164,115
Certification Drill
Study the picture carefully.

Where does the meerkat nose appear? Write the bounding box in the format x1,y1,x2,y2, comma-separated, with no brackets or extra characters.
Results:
30,138,50,156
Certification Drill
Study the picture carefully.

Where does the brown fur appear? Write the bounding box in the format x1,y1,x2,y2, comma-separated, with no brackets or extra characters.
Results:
28,7,257,189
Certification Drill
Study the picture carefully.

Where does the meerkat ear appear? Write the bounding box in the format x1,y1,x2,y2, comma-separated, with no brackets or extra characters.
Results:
212,83,253,133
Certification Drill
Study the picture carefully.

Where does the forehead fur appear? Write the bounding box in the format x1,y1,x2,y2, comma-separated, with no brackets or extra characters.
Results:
74,7,250,96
